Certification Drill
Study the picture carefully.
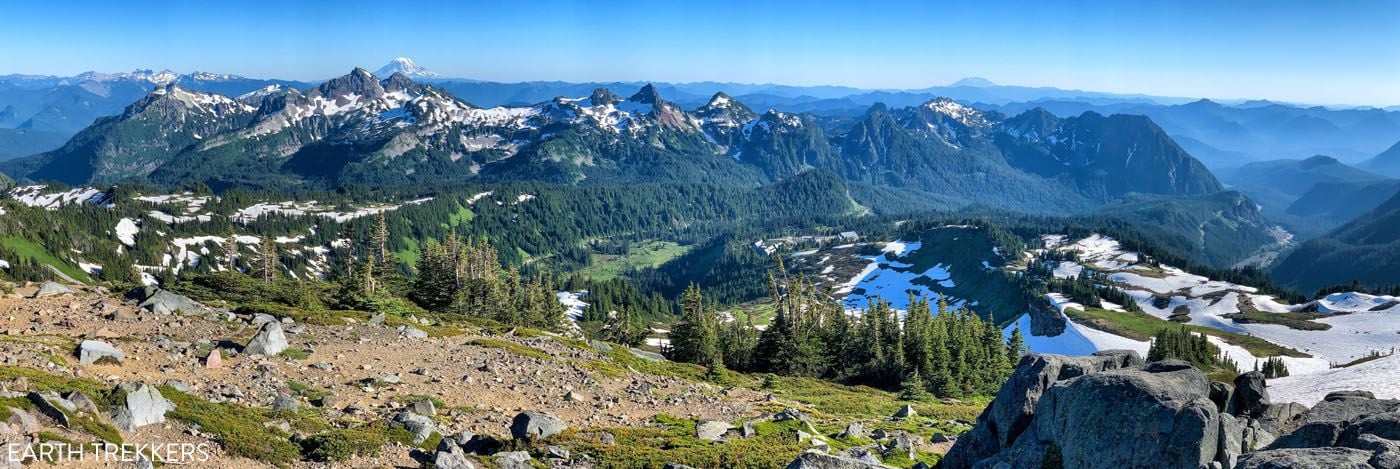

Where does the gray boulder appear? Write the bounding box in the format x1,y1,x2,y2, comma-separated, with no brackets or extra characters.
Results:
696,420,733,441
1235,447,1377,468
494,451,533,469
399,326,428,339
629,348,665,361
839,422,866,439
139,289,209,315
271,394,299,412
892,405,916,419
34,282,74,298
785,449,894,468
943,350,1143,468
839,447,883,464
411,398,437,417
434,438,477,469
510,411,567,440
5,407,40,434
1268,391,1400,449
111,383,175,431
243,321,288,356
78,340,125,365
390,410,436,444
1231,371,1270,418
1012,360,1219,469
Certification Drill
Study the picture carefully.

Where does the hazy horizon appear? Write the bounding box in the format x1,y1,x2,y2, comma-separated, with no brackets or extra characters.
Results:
2,0,1398,107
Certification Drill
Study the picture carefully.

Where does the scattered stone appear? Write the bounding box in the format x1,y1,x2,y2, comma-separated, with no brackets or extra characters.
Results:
494,451,533,469
34,282,75,298
390,410,436,444
138,289,209,315
204,351,222,369
839,422,866,439
411,398,437,417
26,392,71,427
110,383,175,432
696,420,733,441
243,321,288,356
785,449,893,468
564,391,585,402
400,326,428,339
65,391,99,414
368,312,386,325
78,340,125,365
892,404,916,419
588,340,613,352
434,438,476,469
271,395,300,412
511,411,567,440
545,445,570,460
5,407,40,434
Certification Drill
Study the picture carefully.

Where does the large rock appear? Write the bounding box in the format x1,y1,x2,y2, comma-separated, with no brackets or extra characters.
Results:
138,289,210,315
510,411,567,440
111,383,175,431
943,350,1143,468
243,321,288,356
1235,447,1377,468
785,449,894,468
1231,371,1271,418
1268,391,1400,449
78,340,125,365
34,282,75,298
390,410,436,444
494,451,533,469
5,407,40,434
696,420,733,441
434,438,477,469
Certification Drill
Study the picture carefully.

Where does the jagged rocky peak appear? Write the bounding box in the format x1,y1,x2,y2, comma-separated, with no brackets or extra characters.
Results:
126,84,250,118
1002,107,1060,138
627,83,664,105
695,92,756,126
920,97,988,127
381,72,420,94
311,68,385,101
588,87,621,107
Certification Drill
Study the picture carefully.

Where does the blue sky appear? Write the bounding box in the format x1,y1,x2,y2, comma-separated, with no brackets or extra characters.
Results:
2,0,1397,106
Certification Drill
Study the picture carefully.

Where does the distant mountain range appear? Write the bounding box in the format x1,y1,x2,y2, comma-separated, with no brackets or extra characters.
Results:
1273,188,1400,293
6,57,1397,172
0,68,1223,216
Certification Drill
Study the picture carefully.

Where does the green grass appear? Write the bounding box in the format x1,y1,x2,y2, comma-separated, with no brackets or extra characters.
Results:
444,205,474,228
554,414,808,468
467,338,551,360
579,240,692,281
393,236,421,268
1221,311,1332,331
280,348,312,360
1,236,91,283
300,422,410,462
286,380,332,401
159,386,302,464
1065,307,1310,358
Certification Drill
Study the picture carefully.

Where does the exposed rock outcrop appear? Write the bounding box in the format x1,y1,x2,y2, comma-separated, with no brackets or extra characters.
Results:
944,352,1400,469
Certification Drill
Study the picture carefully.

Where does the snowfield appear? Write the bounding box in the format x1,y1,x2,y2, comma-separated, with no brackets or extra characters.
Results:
1269,354,1400,406
1011,233,1400,400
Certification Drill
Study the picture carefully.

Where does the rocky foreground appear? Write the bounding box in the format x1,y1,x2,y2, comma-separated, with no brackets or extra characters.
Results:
945,350,1400,469
0,282,971,468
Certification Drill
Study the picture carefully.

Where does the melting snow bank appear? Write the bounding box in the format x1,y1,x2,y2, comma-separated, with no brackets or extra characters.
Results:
1268,354,1400,406
8,185,111,209
557,291,587,321
1004,293,1150,357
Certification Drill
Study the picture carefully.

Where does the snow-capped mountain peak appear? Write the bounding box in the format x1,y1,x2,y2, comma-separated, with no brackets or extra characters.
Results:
373,57,444,79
